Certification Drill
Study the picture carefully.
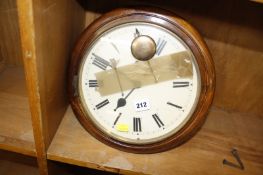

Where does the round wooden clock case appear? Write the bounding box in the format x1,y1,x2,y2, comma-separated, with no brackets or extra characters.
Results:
68,8,215,153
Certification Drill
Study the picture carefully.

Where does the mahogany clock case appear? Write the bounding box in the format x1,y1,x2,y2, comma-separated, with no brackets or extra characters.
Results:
68,8,215,153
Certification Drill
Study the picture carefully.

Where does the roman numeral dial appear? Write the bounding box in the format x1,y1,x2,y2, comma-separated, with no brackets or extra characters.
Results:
133,117,142,132
113,113,122,126
156,38,167,55
95,99,109,109
152,114,164,128
173,81,190,88
167,102,183,109
92,53,110,70
88,80,98,87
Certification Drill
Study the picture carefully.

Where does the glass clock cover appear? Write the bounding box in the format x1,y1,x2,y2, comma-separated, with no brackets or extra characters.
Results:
69,8,215,153
78,23,201,144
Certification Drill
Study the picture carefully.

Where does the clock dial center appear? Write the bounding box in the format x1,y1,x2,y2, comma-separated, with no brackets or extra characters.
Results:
131,35,156,61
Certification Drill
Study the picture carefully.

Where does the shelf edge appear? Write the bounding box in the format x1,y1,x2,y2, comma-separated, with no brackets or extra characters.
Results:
47,153,147,175
0,134,36,157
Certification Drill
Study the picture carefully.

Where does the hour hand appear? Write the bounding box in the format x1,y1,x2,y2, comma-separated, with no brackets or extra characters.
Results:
114,98,126,111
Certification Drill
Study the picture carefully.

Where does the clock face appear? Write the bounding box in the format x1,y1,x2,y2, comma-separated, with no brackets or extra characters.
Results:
78,22,201,144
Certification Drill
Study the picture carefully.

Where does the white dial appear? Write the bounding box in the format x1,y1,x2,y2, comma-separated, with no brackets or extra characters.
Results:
78,22,201,144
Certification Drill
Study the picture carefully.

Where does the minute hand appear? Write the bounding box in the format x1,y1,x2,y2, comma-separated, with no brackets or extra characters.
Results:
124,88,135,99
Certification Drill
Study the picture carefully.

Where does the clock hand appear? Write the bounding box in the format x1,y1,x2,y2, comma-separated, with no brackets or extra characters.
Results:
124,87,136,100
134,28,141,38
114,88,136,111
110,58,124,96
147,61,158,83
110,42,120,54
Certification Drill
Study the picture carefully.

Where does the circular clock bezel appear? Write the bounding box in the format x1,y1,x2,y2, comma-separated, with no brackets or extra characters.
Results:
68,8,215,153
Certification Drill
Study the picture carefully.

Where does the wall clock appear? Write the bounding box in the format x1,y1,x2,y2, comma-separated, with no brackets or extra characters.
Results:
68,8,215,153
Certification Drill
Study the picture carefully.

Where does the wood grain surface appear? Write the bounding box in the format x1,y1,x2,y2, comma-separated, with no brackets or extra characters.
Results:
17,0,86,174
0,0,23,66
17,0,49,173
0,150,39,175
30,0,85,150
48,106,263,175
16,0,87,174
250,0,263,4
0,67,35,156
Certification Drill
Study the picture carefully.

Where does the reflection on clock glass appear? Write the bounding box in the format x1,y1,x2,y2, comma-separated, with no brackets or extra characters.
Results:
78,22,201,144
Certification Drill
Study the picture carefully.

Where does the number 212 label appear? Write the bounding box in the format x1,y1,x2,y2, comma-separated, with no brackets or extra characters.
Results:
134,99,151,112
